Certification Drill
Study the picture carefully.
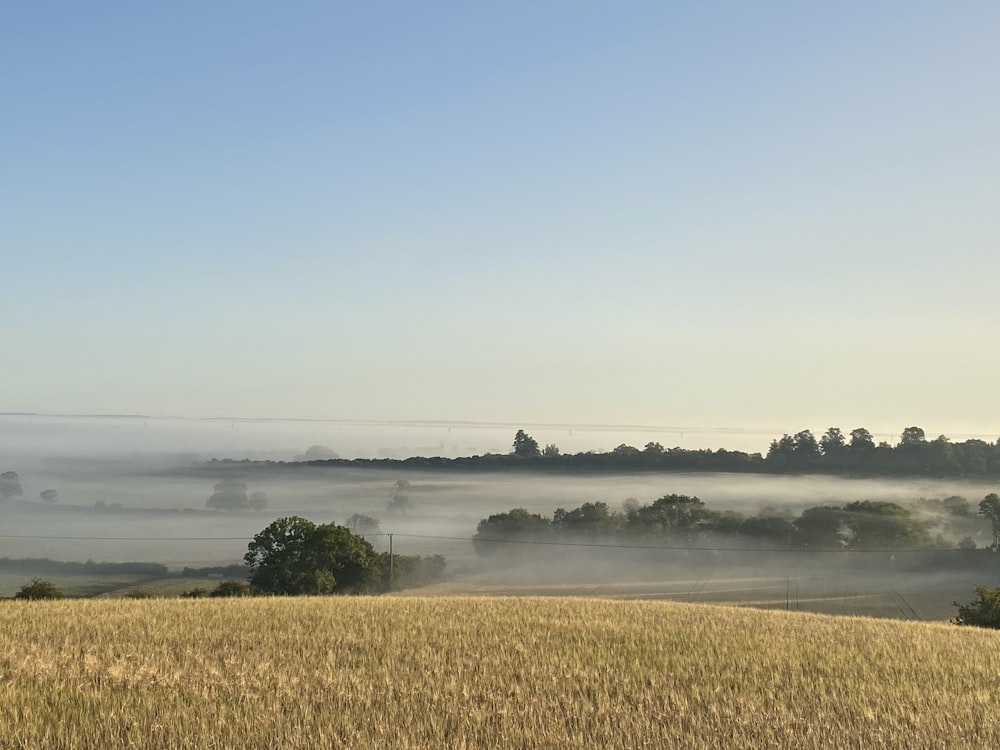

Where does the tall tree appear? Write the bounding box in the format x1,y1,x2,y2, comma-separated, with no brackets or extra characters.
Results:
512,429,541,458
819,427,846,455
979,493,1000,551
899,426,927,446
849,428,875,451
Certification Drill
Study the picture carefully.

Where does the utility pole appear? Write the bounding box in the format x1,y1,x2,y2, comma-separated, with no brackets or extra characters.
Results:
388,533,394,591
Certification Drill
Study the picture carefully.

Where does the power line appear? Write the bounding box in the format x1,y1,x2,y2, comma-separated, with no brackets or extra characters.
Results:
0,530,979,555
0,534,250,541
392,533,974,554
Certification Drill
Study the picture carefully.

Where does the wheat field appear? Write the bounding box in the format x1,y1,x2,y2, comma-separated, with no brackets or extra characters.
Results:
1,596,999,748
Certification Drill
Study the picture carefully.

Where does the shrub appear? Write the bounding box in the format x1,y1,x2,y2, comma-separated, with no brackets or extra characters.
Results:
953,585,1000,628
14,578,64,600
211,580,251,597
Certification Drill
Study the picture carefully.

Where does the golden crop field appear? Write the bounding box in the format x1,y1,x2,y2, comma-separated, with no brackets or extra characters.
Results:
1,596,999,749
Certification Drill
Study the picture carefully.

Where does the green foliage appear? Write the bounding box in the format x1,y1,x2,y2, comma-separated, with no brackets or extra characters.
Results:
474,508,550,554
840,501,930,549
795,506,849,548
245,516,378,596
953,585,1000,628
14,578,64,600
552,501,619,536
380,553,446,591
625,494,708,541
476,495,938,553
211,580,252,597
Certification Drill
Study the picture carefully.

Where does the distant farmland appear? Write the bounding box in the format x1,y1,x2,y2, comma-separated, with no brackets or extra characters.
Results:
2,596,999,748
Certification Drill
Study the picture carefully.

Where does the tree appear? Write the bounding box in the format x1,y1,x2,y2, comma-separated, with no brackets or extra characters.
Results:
766,434,796,466
0,471,23,500
244,516,378,595
542,443,561,458
474,508,550,554
793,430,820,460
15,578,63,600
295,445,340,461
625,494,709,542
849,428,875,451
387,480,412,514
795,506,849,548
899,426,927,447
512,429,541,458
552,501,619,536
39,489,59,504
207,479,249,511
979,493,1000,550
819,428,846,456
345,513,381,535
840,501,930,549
953,585,1000,628
248,491,268,510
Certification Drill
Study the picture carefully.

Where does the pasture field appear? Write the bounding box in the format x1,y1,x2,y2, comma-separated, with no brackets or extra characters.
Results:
2,597,999,748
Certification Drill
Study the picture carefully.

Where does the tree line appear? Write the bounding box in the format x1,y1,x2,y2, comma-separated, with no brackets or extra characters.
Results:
196,426,1000,478
474,492,1000,554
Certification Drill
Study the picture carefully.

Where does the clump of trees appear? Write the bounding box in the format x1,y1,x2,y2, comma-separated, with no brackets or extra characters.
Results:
244,516,446,596
245,517,379,595
206,479,268,511
474,492,979,553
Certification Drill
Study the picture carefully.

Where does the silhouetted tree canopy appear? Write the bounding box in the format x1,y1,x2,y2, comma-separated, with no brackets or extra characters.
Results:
512,430,541,458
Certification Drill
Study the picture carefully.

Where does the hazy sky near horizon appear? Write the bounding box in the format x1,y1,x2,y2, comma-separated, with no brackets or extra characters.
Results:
4,2,999,436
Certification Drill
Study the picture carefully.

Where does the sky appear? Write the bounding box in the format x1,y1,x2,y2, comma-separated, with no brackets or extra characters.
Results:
3,1,999,440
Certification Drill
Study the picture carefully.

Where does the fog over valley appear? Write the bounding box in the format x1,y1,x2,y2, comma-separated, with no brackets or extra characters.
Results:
3,414,998,619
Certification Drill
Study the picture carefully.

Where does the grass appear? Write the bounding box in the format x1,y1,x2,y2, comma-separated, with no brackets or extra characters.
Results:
2,596,999,748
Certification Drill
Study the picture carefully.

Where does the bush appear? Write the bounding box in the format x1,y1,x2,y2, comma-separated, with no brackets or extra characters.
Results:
123,589,155,599
953,585,1000,628
211,580,251,597
182,587,211,599
14,578,64,600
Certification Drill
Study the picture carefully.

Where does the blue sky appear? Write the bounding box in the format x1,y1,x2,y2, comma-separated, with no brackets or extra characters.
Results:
3,2,999,438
